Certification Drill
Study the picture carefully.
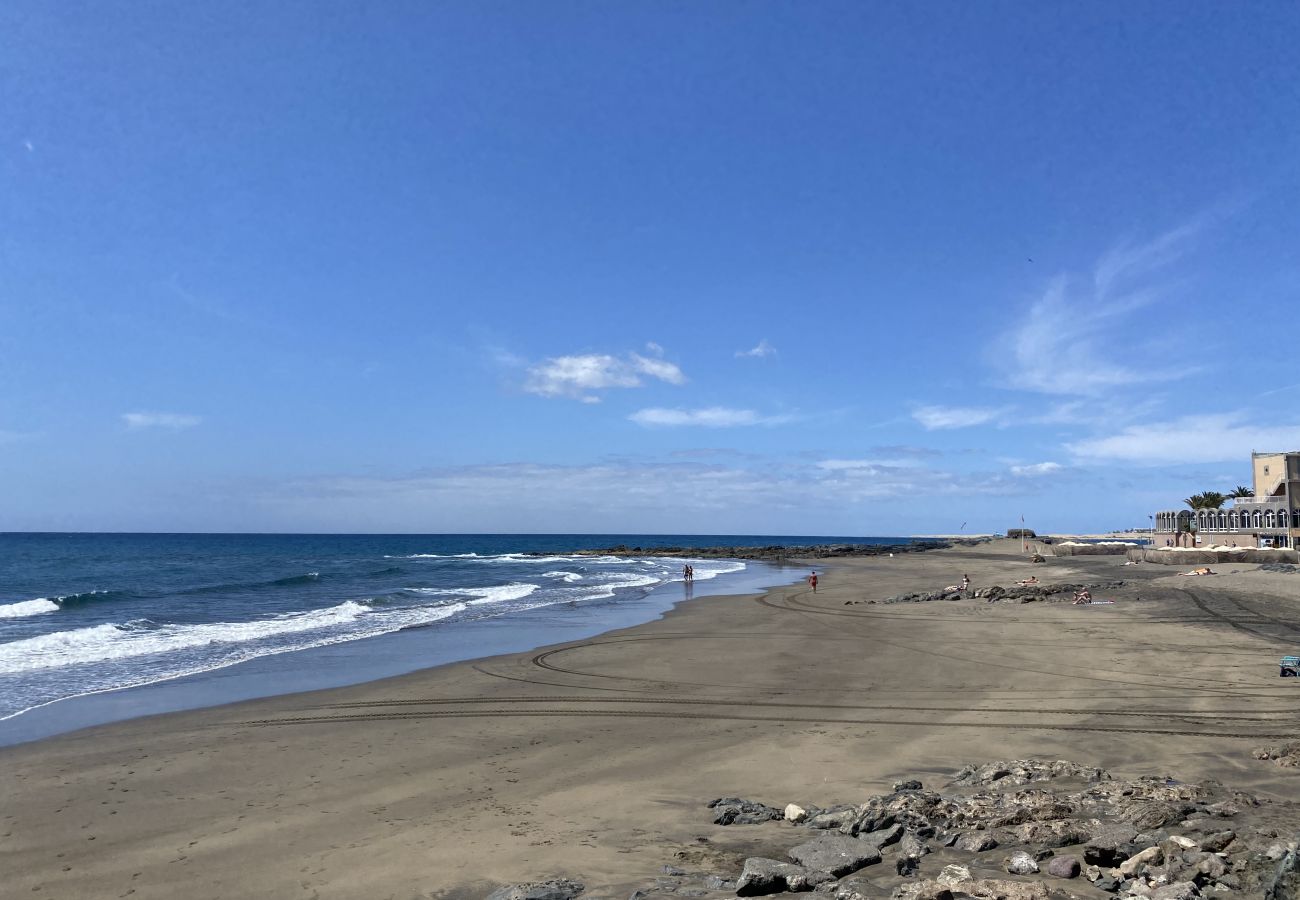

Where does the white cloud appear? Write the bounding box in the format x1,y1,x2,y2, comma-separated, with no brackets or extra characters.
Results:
817,458,923,471
1010,461,1063,477
122,412,202,430
913,405,1009,430
524,351,685,401
629,407,789,428
1000,218,1206,397
735,339,776,359
1067,414,1300,464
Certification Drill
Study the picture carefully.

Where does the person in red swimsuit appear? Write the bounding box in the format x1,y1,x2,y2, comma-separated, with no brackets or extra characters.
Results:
808,571,818,592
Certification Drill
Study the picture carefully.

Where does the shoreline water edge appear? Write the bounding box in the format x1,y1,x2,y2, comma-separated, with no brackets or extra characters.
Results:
0,534,947,747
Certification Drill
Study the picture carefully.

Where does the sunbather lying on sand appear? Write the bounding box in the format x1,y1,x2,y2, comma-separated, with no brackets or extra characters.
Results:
1179,566,1216,576
1015,576,1039,586
1072,588,1092,605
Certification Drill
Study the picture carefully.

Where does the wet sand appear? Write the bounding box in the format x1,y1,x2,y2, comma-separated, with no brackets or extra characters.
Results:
4,539,1299,898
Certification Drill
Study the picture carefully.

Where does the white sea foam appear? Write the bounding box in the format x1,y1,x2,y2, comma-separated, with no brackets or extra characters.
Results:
543,571,584,583
0,598,61,619
390,552,484,559
406,582,539,605
0,601,382,674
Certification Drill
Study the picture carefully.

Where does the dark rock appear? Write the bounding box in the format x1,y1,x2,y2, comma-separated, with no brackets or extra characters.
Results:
735,858,834,895
1084,823,1139,866
708,797,783,826
897,831,929,860
1263,842,1300,900
1045,856,1080,878
1094,875,1119,893
893,780,923,792
1198,830,1235,852
896,855,920,877
844,813,896,837
806,805,858,830
487,879,585,900
787,835,882,877
859,823,905,850
954,832,998,852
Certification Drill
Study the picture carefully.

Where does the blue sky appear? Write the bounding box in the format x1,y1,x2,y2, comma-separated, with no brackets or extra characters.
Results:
2,2,1299,534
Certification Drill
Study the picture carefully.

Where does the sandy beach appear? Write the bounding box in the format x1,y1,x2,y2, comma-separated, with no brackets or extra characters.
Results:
4,539,1299,899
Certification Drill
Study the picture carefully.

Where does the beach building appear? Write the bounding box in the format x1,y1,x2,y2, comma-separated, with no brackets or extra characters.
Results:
1153,451,1300,548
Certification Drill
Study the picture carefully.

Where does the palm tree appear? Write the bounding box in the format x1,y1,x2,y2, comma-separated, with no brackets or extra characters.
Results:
1229,485,1253,498
1184,495,1203,510
1199,491,1226,510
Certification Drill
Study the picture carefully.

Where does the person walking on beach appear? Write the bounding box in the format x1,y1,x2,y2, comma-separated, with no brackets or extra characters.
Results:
808,571,818,593
961,573,971,596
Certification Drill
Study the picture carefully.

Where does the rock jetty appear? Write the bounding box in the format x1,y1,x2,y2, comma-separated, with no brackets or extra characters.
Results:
488,758,1300,899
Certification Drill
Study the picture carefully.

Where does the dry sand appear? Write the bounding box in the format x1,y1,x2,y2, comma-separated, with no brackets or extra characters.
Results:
4,539,1299,898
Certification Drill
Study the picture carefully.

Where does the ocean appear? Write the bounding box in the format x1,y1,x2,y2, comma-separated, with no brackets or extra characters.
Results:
0,533,916,745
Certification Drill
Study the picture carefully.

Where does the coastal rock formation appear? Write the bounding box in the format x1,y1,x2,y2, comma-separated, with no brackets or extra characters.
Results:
486,878,585,900
1253,743,1300,768
873,582,1126,605
735,858,834,895
577,758,1299,899
709,797,784,825
786,835,882,877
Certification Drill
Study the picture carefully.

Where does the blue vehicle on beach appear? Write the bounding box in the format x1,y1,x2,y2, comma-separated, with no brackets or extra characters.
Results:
1282,656,1300,677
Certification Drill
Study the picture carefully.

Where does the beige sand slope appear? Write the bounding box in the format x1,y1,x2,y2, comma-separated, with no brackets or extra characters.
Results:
3,540,1298,898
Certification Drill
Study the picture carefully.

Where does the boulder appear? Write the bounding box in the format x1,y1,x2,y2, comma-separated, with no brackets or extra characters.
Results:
1003,851,1039,875
1119,846,1164,877
788,835,882,877
735,858,834,896
859,823,906,850
1148,882,1201,900
1045,855,1080,878
785,804,809,823
1013,818,1093,847
1197,830,1235,853
487,879,585,900
709,797,783,826
893,878,1049,900
893,780,924,792
897,831,930,860
821,878,873,900
936,865,971,887
1083,823,1139,866
955,832,999,852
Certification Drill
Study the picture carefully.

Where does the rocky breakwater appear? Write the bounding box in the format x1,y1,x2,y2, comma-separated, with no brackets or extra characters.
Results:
553,541,986,562
854,581,1128,605
488,758,1300,900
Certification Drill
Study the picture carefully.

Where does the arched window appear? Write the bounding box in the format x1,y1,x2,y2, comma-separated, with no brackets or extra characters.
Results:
1254,511,1262,529
1265,510,1275,529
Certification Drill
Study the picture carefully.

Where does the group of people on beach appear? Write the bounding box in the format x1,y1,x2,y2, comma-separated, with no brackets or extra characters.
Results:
681,564,694,582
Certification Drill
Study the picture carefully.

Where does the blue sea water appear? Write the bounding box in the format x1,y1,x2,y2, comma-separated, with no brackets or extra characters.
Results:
0,533,918,744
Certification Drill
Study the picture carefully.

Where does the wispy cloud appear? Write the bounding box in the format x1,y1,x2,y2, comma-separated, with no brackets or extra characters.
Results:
629,407,790,428
817,457,925,471
122,412,203,430
913,405,1010,430
253,457,1033,532
1010,461,1062,477
524,351,685,402
735,339,776,359
1000,217,1207,397
1066,413,1300,464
